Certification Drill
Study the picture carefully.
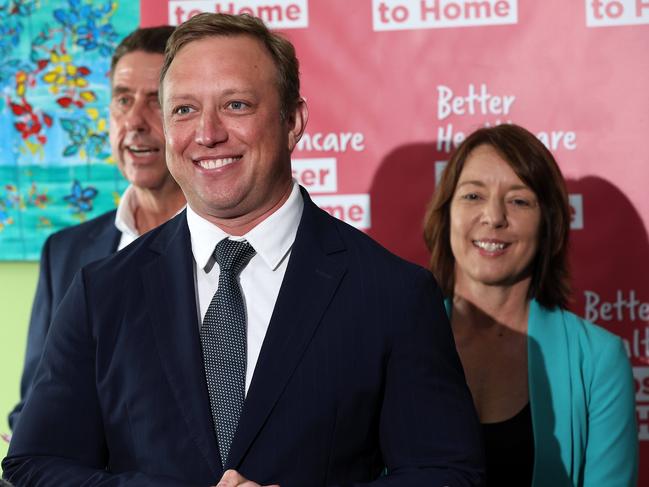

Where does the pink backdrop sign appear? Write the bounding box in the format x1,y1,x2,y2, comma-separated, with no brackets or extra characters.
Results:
142,0,649,481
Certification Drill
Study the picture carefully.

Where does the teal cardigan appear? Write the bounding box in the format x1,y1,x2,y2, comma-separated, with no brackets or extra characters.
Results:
446,299,638,486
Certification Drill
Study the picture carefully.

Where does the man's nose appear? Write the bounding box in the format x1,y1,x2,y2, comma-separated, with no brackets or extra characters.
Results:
124,99,149,132
195,109,228,147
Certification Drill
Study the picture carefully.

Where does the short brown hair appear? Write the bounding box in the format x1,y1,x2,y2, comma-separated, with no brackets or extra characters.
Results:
111,26,175,78
159,13,300,120
423,124,571,309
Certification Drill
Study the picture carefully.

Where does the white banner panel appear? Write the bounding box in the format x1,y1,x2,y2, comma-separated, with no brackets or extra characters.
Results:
372,0,518,31
312,194,371,230
291,158,338,193
586,0,649,26
168,0,309,27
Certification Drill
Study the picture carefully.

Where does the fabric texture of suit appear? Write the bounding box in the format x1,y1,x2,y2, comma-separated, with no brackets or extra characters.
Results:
527,300,637,487
7,209,120,430
3,190,483,486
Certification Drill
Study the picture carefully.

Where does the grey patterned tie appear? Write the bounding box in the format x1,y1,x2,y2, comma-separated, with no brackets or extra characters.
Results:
200,238,256,466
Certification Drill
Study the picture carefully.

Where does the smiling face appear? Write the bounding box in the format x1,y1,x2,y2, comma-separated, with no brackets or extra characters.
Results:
450,144,542,292
161,35,306,232
109,51,172,191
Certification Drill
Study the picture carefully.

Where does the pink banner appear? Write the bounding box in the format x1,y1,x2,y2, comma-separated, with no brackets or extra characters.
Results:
142,0,649,481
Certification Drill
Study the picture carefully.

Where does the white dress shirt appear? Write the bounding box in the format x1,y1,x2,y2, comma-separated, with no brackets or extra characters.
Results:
114,185,185,250
114,185,140,251
186,182,304,393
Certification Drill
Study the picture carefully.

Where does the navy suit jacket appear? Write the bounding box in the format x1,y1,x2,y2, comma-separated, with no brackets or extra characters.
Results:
3,191,484,486
8,210,120,430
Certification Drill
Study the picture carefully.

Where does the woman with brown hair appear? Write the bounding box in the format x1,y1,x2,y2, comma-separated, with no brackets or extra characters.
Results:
424,123,637,486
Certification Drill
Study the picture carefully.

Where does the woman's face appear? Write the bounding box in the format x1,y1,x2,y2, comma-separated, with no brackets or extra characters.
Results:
450,144,542,291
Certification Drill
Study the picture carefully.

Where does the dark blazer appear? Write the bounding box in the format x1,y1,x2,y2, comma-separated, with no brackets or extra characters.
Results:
3,191,484,486
7,210,120,430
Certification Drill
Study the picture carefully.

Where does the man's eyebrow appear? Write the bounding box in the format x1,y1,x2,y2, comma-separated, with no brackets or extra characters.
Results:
221,88,255,97
112,86,131,95
112,86,159,97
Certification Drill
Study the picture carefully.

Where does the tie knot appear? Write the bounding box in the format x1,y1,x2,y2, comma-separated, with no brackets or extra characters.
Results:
214,239,255,275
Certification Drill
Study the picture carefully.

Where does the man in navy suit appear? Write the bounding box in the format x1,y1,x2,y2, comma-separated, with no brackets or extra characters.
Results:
3,13,483,486
7,26,186,430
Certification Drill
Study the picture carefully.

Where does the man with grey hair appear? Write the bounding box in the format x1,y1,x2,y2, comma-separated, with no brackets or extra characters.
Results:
7,25,186,432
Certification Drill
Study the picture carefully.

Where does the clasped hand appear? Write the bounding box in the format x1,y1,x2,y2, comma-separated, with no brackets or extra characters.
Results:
212,469,280,487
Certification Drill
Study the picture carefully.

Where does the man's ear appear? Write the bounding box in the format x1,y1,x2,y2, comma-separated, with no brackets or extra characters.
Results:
287,97,308,152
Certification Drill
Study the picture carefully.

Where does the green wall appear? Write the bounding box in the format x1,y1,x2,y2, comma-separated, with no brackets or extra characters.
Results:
0,262,38,461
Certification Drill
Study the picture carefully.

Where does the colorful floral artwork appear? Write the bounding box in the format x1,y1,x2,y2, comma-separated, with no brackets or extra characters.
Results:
0,0,139,260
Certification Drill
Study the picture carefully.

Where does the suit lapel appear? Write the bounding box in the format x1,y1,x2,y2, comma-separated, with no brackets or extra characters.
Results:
141,213,222,477
228,192,347,468
81,210,121,262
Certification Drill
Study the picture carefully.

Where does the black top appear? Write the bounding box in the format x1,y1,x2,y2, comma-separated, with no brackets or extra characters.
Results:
482,402,534,486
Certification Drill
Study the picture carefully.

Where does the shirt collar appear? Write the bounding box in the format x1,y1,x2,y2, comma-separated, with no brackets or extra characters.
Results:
186,181,304,272
114,185,139,238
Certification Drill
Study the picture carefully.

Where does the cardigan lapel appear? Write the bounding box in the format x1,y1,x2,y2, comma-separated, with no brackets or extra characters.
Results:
528,300,574,486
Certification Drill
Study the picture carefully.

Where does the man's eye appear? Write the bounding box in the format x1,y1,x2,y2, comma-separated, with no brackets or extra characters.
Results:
228,101,247,110
174,106,193,115
115,96,130,107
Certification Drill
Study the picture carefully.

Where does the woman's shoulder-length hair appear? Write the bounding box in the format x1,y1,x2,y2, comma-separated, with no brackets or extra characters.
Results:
423,123,571,309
